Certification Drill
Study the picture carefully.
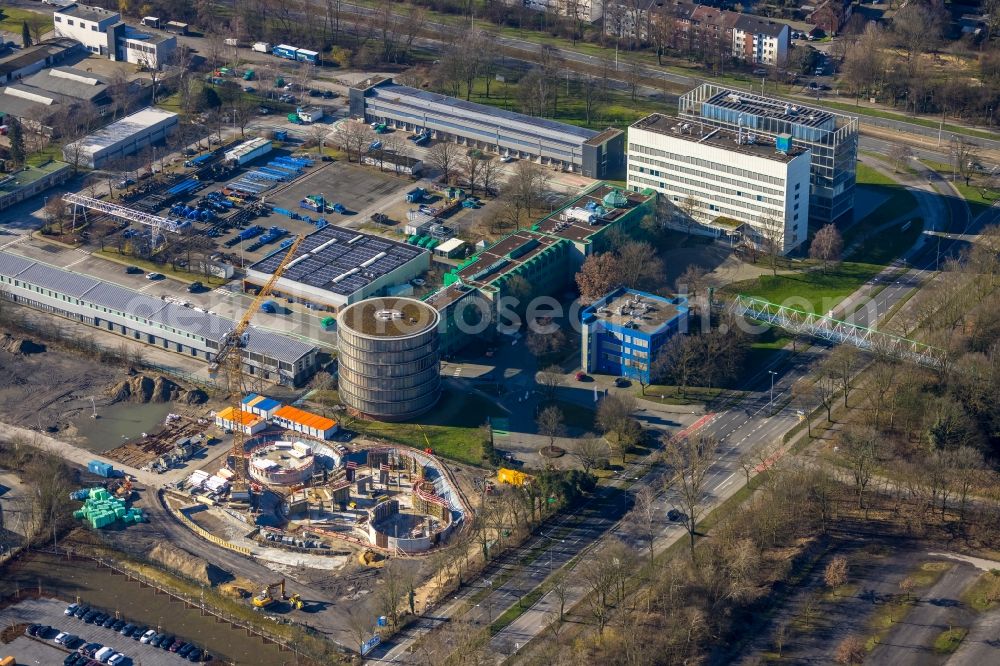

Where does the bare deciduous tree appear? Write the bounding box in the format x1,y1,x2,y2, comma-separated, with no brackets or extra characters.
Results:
663,434,717,556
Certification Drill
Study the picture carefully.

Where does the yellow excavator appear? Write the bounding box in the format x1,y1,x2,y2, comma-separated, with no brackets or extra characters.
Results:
252,579,304,610
252,579,286,608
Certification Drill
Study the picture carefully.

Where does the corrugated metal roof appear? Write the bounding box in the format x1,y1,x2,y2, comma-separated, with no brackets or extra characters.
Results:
273,405,336,431
85,281,168,319
15,262,101,298
0,252,35,278
0,251,314,364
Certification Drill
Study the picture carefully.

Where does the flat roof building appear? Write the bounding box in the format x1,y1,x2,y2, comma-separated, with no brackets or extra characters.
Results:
62,106,178,169
679,84,858,225
0,252,318,386
628,113,811,254
0,38,81,85
581,287,689,384
54,3,177,69
350,77,624,179
245,224,430,312
0,161,73,212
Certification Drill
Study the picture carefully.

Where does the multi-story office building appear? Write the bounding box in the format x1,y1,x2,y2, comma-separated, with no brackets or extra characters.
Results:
349,77,624,179
53,3,176,69
581,288,689,384
627,113,811,254
679,84,858,225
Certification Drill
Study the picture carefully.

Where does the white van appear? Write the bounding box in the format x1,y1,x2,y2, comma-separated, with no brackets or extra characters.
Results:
94,647,115,662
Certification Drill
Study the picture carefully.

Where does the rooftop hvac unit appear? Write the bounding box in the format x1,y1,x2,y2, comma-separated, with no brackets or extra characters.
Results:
563,207,597,225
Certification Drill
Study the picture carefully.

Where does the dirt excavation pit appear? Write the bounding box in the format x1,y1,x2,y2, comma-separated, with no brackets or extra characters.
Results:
0,328,212,458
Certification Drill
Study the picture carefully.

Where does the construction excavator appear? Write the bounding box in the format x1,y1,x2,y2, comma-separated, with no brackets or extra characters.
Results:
209,235,304,491
252,578,303,610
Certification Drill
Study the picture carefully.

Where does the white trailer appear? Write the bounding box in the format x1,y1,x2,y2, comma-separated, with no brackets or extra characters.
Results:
224,137,272,166
224,38,239,47
252,41,271,53
296,106,324,123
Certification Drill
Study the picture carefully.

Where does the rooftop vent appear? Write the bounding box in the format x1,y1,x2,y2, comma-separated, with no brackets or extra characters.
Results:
374,309,404,322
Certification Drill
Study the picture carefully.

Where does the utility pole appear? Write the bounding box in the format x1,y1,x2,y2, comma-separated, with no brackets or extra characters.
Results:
768,370,778,414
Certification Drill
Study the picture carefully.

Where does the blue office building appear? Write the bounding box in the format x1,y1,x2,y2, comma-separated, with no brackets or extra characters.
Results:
581,288,689,384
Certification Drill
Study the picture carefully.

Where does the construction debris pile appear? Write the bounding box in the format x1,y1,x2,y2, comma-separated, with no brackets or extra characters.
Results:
71,487,146,529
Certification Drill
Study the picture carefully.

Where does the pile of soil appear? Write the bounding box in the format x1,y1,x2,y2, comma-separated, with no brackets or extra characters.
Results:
148,542,232,586
106,372,207,405
0,333,45,355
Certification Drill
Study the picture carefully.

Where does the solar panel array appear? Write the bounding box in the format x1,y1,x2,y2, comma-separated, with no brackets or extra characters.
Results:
705,89,835,129
250,225,426,296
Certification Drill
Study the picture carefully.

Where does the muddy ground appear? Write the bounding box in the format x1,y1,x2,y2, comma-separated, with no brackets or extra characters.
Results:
0,329,208,440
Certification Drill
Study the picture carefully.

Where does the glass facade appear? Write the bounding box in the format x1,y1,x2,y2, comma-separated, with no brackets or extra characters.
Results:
679,84,858,225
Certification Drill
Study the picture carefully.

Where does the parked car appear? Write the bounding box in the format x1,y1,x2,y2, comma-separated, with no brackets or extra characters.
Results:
257,106,271,115
123,264,143,274
575,371,589,382
25,624,41,636
308,89,322,97
111,619,126,631
36,625,53,638
178,643,195,656
187,281,204,293
667,508,681,521
115,177,135,189
139,629,157,644
119,623,135,636
145,272,164,280
101,616,116,628
170,639,186,652
64,653,82,665
93,647,114,663
243,86,255,93
107,653,127,666
614,377,630,388
186,648,203,661
83,611,99,623
79,642,101,657
130,625,147,639
73,605,90,619
158,634,175,649
65,603,80,616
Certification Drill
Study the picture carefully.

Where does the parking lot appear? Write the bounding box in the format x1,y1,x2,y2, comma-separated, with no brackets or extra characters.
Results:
0,598,208,665
262,159,411,220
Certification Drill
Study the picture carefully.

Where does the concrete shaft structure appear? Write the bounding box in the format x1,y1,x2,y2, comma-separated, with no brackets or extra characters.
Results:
337,297,441,421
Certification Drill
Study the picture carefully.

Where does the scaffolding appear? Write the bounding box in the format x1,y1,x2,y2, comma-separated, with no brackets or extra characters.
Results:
731,295,943,367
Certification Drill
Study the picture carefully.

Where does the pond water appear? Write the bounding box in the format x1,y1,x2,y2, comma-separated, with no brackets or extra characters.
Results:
71,401,175,453
0,552,294,666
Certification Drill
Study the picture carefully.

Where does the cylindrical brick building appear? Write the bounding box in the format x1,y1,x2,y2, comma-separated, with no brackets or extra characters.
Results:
336,297,441,421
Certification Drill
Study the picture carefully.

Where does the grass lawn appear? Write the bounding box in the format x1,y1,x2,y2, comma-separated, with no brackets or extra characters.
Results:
850,163,919,240
95,248,230,286
636,385,723,405
453,75,669,132
542,398,596,433
919,159,996,217
846,218,924,265
0,8,52,36
726,262,882,315
356,388,506,466
27,145,63,167
961,570,1000,612
933,627,968,654
820,99,998,142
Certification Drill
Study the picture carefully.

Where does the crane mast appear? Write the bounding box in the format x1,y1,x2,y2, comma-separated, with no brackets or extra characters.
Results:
210,235,305,491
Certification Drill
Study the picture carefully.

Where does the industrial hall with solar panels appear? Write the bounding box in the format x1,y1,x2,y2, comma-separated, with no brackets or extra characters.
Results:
244,224,431,312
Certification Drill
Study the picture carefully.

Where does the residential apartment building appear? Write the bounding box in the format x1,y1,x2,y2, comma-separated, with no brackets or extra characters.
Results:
53,3,176,69
605,1,790,67
679,84,859,225
507,0,605,23
627,112,812,254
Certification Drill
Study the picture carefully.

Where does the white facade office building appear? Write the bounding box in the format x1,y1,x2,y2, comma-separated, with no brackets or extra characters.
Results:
53,3,176,69
628,113,811,254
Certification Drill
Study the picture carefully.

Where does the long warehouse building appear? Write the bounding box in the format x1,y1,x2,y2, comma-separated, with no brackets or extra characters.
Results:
0,252,318,387
62,106,178,169
349,77,624,179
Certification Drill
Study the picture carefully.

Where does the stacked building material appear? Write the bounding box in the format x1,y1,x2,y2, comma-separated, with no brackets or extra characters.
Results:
71,487,145,528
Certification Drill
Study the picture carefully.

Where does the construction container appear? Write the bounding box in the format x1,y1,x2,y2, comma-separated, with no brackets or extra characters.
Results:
87,460,114,478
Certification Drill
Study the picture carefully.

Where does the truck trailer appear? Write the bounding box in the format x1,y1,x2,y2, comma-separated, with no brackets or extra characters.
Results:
296,106,324,123
252,41,271,53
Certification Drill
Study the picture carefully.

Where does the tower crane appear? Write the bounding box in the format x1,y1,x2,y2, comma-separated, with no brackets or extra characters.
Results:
210,235,305,490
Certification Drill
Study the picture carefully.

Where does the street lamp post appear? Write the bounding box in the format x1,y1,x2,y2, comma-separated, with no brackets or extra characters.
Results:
768,370,778,413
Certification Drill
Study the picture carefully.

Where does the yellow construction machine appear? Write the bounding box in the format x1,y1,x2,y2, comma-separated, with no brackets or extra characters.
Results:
252,579,286,608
